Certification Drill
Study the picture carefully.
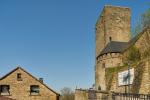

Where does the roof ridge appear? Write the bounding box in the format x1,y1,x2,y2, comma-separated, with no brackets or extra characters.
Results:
123,26,150,52
0,67,60,96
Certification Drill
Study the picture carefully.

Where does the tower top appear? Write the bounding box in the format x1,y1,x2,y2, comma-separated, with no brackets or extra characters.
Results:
95,5,131,57
96,5,130,26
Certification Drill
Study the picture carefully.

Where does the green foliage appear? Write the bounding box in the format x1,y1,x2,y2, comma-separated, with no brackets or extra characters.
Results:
105,61,145,93
134,8,150,35
127,46,141,62
131,62,145,93
142,8,150,28
105,65,127,91
143,48,150,58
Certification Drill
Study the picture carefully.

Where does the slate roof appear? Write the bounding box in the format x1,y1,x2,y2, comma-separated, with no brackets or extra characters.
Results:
97,27,150,58
99,41,128,56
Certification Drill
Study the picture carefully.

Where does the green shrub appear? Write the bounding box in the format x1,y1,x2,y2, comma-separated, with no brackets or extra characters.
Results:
127,46,141,62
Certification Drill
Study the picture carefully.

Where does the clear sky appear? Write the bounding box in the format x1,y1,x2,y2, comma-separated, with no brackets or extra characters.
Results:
0,0,149,92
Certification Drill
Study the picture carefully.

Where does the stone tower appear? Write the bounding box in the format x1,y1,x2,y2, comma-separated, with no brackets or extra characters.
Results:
95,5,131,90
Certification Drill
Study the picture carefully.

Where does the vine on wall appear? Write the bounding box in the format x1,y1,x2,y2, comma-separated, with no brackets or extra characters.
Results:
105,61,146,93
105,65,127,91
131,62,145,93
127,46,141,63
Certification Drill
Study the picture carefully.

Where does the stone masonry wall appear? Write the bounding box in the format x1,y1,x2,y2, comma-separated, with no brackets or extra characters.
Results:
0,68,58,100
123,28,150,61
95,5,131,91
95,62,106,90
104,5,131,44
108,59,150,94
75,89,109,100
106,28,150,94
134,28,150,55
75,89,88,100
96,5,131,57
139,59,150,94
97,53,123,68
96,12,105,57
96,53,123,90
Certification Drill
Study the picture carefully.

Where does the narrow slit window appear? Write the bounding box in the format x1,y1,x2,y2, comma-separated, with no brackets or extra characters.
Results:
109,37,112,42
102,63,105,68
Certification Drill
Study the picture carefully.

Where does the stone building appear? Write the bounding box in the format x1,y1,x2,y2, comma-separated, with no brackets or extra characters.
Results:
75,89,109,100
107,27,150,94
75,5,150,100
0,67,60,100
95,5,131,90
95,5,150,93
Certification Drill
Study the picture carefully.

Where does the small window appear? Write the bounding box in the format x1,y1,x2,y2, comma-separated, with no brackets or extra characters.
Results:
17,73,22,81
109,37,112,42
0,85,10,95
102,63,105,68
30,85,39,95
98,86,101,90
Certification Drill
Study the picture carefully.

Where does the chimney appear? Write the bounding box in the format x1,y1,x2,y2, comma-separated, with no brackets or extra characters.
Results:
39,78,43,83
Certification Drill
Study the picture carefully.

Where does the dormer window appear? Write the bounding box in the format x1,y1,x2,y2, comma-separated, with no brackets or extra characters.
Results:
17,73,22,81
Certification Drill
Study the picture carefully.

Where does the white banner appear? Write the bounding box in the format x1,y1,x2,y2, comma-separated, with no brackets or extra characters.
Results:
118,68,134,86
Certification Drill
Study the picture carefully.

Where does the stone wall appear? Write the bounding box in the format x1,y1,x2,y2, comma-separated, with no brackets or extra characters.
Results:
134,28,150,54
95,5,131,91
0,68,59,100
123,27,150,61
107,59,150,94
96,5,131,57
95,62,106,90
75,89,109,100
96,10,105,57
104,27,150,94
75,89,88,100
104,5,131,44
97,53,123,68
139,59,150,94
96,53,123,90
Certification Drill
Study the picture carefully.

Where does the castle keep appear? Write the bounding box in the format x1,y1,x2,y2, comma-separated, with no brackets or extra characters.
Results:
95,5,131,90
95,5,150,93
75,5,150,100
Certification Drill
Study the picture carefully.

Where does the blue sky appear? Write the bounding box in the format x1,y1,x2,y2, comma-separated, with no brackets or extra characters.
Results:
0,0,149,92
